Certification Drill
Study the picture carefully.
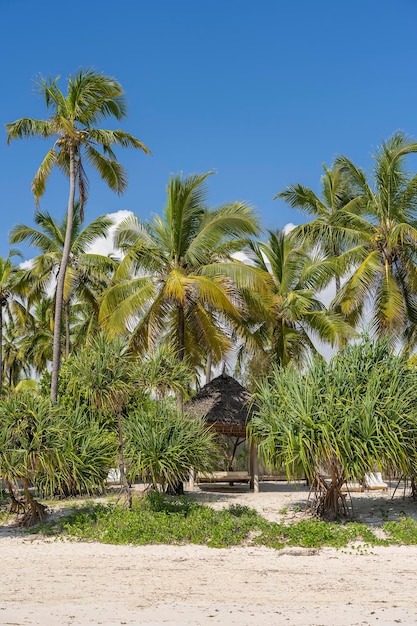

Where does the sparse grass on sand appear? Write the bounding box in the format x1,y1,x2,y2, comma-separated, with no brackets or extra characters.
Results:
2,481,417,550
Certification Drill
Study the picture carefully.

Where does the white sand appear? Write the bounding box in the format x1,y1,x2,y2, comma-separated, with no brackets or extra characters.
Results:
1,482,417,625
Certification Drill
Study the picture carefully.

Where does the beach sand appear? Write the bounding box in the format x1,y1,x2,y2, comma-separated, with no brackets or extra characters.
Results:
1,482,417,625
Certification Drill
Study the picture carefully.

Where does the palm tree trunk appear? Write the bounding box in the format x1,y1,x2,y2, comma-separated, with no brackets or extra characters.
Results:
64,300,70,358
170,303,185,495
176,304,185,411
177,303,185,362
0,306,3,396
50,147,76,404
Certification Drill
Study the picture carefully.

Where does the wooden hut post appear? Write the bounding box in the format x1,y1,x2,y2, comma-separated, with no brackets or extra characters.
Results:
249,441,259,493
189,467,195,491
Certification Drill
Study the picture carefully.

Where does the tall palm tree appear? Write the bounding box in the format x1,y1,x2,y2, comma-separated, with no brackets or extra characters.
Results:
100,172,265,393
248,229,355,368
6,69,150,402
332,132,417,344
275,163,362,293
10,206,118,357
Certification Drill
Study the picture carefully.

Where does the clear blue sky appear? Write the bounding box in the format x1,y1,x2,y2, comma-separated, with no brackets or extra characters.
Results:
2,0,417,259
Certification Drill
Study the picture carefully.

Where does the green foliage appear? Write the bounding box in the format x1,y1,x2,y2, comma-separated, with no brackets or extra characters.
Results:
36,407,117,497
256,519,384,549
58,336,193,416
383,517,417,544
9,207,117,367
332,132,417,342
99,171,264,370
6,69,150,403
0,393,117,498
58,334,139,416
31,496,266,547
124,402,219,491
250,336,417,518
6,69,150,207
32,494,407,550
35,497,264,548
247,229,355,370
276,162,362,294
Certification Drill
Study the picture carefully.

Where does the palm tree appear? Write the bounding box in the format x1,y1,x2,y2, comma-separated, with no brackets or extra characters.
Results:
248,229,355,368
100,172,265,395
10,206,118,357
0,253,23,393
17,297,55,376
275,163,362,294
6,69,150,402
2,308,31,389
332,132,417,344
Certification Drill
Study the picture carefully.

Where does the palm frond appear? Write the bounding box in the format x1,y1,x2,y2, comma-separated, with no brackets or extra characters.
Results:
85,145,127,193
5,118,53,143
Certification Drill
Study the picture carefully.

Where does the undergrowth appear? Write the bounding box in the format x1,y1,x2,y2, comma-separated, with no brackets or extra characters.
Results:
27,491,417,550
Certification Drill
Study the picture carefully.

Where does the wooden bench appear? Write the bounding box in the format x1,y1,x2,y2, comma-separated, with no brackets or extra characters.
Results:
197,471,251,484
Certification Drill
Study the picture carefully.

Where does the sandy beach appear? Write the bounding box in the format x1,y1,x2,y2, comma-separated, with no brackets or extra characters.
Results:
1,482,417,625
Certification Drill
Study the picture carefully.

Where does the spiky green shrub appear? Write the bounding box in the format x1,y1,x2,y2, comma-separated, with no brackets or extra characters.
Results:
0,393,117,523
124,402,219,491
250,337,417,519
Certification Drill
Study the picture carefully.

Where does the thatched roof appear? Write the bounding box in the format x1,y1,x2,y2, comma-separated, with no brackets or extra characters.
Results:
185,374,256,435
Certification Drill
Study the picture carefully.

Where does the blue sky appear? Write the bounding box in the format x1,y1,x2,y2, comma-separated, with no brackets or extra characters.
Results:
2,0,417,259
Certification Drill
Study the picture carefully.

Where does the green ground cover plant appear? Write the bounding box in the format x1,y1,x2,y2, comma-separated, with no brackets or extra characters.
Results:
25,493,417,550
382,517,417,544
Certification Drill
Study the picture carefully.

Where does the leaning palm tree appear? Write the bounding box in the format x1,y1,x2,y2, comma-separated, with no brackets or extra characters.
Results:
332,132,417,344
6,69,150,402
248,229,355,368
10,206,118,357
275,162,362,294
100,172,266,396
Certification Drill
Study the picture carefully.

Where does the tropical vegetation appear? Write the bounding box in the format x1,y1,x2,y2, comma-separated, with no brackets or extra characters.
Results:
250,337,417,519
3,67,417,532
6,69,150,402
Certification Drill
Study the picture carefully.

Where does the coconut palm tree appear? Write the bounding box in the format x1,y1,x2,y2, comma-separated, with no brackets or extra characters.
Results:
17,297,55,376
2,308,31,389
332,132,417,344
275,163,362,294
0,253,23,393
248,229,355,368
100,172,266,393
6,69,150,402
10,206,118,358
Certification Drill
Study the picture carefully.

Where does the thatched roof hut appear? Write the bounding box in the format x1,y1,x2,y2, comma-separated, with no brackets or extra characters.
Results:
185,374,260,492
185,373,256,437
